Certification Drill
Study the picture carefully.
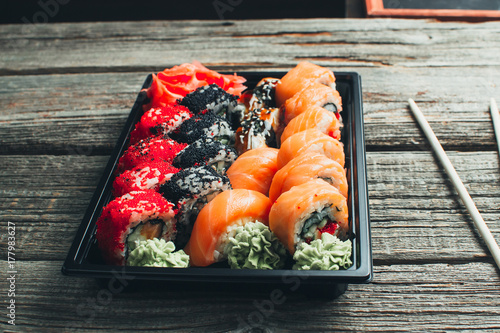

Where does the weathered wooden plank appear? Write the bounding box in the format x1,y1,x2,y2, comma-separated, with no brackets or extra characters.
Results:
1,19,500,74
1,260,498,332
1,66,499,154
0,72,145,155
1,152,498,263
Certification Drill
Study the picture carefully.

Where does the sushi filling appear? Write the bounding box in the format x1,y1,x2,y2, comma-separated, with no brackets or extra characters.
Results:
212,160,232,174
226,103,246,130
204,121,234,145
300,207,340,243
126,218,167,254
323,102,338,113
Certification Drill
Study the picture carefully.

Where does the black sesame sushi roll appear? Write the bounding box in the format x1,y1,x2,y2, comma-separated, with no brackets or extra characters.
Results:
172,138,238,174
179,83,239,116
169,110,234,145
159,165,232,248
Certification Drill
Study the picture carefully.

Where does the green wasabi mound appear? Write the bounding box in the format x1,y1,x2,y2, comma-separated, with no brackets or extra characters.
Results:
127,238,190,268
225,221,286,270
293,233,352,271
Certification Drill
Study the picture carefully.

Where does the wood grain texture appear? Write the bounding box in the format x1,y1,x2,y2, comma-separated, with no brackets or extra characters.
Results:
1,260,498,332
1,152,498,263
1,66,499,154
1,19,500,74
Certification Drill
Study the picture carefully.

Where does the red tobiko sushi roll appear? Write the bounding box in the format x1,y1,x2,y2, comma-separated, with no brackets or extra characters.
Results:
117,135,187,173
112,162,180,197
129,105,193,145
96,190,177,265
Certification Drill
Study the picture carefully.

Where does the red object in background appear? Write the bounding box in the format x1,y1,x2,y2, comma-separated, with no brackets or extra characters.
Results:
365,0,500,21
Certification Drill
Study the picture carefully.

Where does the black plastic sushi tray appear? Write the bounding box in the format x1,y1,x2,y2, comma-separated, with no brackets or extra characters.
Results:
62,71,372,298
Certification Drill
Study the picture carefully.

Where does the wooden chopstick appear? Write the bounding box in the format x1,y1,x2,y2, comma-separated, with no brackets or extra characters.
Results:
491,98,500,156
408,98,500,270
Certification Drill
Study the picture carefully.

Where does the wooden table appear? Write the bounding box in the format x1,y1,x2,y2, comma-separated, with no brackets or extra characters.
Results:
1,18,499,332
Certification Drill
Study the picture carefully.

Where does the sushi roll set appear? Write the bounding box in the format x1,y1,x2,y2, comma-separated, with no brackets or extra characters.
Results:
95,61,353,271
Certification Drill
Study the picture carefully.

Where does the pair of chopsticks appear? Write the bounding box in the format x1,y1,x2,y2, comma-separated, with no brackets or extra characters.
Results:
408,98,500,270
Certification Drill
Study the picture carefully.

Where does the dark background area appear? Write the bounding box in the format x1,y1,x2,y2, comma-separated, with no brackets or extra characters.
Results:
2,1,500,25
0,0,348,24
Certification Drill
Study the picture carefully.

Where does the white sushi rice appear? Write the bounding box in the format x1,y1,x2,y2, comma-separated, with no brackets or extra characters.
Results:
127,167,160,191
203,120,234,140
119,214,177,260
315,115,336,133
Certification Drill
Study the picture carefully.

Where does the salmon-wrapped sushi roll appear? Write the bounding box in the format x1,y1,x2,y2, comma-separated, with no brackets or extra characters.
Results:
129,105,193,145
280,105,343,144
275,61,336,107
269,152,348,203
283,82,342,124
184,189,274,267
112,162,180,197
117,135,187,173
269,179,348,255
96,190,176,265
226,147,279,196
277,129,345,169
